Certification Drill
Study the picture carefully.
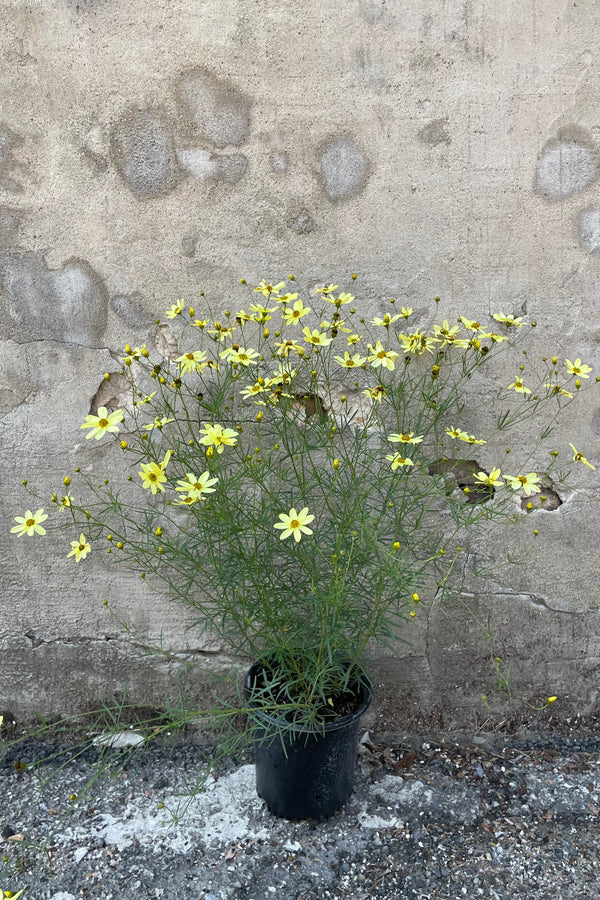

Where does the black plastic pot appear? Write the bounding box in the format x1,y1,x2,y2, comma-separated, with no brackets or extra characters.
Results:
243,660,372,820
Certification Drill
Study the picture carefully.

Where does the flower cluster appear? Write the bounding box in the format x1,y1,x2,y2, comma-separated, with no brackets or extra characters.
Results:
11,277,598,720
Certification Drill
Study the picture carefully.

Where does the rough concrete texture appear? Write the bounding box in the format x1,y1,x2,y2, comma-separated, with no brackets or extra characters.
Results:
2,0,600,721
3,725,600,898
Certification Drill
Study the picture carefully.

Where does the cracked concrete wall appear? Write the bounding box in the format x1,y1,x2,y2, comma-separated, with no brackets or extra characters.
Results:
2,0,600,723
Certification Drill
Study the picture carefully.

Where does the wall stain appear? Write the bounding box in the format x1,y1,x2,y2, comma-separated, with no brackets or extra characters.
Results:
0,124,26,193
0,252,108,346
536,130,599,202
110,108,181,200
319,135,370,202
178,68,251,148
420,119,451,146
111,292,154,330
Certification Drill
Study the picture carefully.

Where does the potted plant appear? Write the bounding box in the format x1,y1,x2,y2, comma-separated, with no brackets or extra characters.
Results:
11,276,597,819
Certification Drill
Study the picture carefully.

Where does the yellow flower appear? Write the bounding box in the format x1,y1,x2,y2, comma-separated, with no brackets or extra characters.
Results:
137,392,157,406
274,339,304,357
80,407,124,440
122,344,147,361
165,300,185,318
302,327,334,348
386,453,414,470
362,385,386,404
387,432,424,445
544,383,573,398
142,417,175,431
569,443,595,470
565,358,592,378
478,331,508,343
508,377,531,394
273,506,315,542
458,316,482,332
267,364,297,385
433,321,469,348
138,460,168,494
324,291,354,307
333,351,367,368
505,473,542,496
397,331,436,355
221,346,260,366
473,468,503,487
209,324,236,343
445,426,468,440
282,300,311,325
254,279,285,298
174,349,208,375
367,341,399,371
372,313,401,327
249,303,278,323
459,433,486,445
199,423,238,454
191,318,209,329
314,283,338,295
67,533,91,562
276,292,299,304
400,306,413,318
347,333,362,345
492,312,523,328
11,508,48,537
1,890,25,899
240,381,267,400
175,471,219,500
319,318,351,333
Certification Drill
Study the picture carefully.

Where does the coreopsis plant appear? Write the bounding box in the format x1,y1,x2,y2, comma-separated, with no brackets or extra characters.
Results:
13,278,598,727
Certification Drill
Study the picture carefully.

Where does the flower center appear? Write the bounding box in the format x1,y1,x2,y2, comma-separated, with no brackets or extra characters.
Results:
290,519,300,529
518,476,527,484
26,518,35,527
98,418,108,428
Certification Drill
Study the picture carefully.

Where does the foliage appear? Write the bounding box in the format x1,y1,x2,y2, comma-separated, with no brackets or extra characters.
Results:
13,278,598,726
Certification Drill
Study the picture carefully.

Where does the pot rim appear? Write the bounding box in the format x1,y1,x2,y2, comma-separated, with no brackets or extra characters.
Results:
243,658,373,734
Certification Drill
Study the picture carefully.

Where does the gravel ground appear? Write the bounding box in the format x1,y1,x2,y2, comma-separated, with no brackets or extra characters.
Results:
2,719,600,900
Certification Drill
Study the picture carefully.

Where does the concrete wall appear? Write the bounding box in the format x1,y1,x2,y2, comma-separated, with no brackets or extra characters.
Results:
2,0,600,725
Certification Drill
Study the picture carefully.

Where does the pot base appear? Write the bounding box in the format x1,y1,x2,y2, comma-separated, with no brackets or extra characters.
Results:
245,661,372,820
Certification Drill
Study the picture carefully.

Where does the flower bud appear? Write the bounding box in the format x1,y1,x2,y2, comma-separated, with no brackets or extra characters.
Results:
333,458,339,470
64,476,70,486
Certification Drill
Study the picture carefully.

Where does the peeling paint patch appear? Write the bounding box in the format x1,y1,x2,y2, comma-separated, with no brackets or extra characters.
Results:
536,139,599,201
110,109,181,199
0,252,108,345
0,387,27,418
90,372,132,417
288,210,316,234
420,119,451,145
111,292,153,329
319,136,370,202
178,69,251,148
578,209,600,253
